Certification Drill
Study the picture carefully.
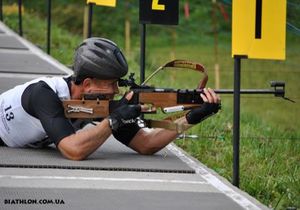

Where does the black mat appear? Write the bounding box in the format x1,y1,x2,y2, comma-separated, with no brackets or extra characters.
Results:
0,52,67,75
0,35,28,50
0,77,34,94
0,140,194,173
0,187,243,210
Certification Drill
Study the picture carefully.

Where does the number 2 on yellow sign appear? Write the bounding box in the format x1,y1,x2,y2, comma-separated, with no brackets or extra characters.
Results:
152,0,165,10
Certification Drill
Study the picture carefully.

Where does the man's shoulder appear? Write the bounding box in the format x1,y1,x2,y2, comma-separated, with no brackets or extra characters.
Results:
22,80,61,108
26,80,55,96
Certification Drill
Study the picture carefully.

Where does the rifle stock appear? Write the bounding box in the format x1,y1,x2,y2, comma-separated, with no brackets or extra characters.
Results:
63,89,204,119
129,89,204,112
63,81,286,119
63,99,110,119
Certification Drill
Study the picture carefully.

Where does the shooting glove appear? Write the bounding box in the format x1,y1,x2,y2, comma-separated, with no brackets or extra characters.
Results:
109,93,128,112
108,94,141,131
186,102,221,125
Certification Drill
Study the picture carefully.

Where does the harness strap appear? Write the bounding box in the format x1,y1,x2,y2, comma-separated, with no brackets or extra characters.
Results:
145,119,192,133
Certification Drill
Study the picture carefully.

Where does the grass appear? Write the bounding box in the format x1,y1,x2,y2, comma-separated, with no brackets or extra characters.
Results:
145,31,300,209
2,8,300,210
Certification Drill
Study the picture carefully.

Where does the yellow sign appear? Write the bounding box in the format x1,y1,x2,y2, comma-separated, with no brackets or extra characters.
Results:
152,0,165,11
232,0,286,60
87,0,116,7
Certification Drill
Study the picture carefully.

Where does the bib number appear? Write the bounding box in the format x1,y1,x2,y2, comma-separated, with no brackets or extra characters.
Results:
4,105,14,121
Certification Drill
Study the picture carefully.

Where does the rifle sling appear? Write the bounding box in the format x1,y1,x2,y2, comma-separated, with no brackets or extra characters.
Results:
145,119,192,133
142,59,208,89
163,60,208,89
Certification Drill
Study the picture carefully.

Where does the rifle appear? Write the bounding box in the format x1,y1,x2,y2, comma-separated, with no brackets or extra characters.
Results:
63,60,287,132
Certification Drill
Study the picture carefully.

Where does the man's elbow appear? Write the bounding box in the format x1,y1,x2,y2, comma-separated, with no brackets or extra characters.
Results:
57,141,87,161
135,145,160,156
64,151,86,161
61,148,87,161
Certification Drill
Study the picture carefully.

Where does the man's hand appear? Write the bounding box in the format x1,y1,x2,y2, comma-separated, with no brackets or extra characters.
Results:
186,88,221,124
108,92,141,131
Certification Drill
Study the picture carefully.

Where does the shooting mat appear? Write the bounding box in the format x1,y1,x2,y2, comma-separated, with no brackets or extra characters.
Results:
0,137,195,173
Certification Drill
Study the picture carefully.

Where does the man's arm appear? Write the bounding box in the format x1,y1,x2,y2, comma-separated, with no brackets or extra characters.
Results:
128,88,221,155
57,119,112,160
128,127,178,155
22,81,114,160
59,92,142,160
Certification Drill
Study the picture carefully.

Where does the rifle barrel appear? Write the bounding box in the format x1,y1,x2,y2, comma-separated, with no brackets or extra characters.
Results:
214,81,285,97
215,89,282,95
214,89,285,98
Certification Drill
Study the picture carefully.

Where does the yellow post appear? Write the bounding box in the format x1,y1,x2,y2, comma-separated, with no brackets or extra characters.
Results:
124,1,131,57
83,4,89,39
170,27,177,60
125,18,131,57
212,0,220,89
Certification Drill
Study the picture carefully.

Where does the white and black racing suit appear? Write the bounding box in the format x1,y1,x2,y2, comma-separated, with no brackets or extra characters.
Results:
0,77,140,148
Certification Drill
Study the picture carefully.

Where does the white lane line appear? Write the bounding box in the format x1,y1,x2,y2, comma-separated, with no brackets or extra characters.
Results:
167,144,262,210
0,175,207,185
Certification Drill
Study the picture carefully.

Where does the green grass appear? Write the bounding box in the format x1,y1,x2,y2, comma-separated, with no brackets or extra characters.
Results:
145,33,300,209
3,9,300,210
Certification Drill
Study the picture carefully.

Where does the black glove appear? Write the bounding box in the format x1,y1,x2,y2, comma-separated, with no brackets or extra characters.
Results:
108,94,141,131
186,102,221,124
109,93,129,113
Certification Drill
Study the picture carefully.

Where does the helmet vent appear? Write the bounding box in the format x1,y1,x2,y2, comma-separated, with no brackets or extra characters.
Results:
114,50,127,67
91,49,105,59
